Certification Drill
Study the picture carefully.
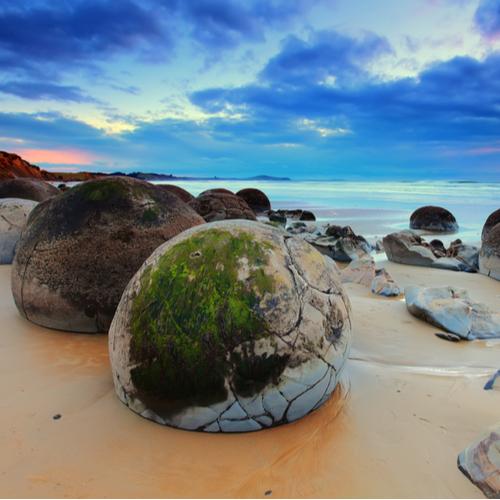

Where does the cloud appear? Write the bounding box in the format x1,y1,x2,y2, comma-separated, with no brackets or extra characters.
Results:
17,148,98,165
0,81,99,103
474,0,500,39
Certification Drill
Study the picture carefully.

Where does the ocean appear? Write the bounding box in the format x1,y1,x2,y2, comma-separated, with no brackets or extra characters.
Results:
155,179,500,245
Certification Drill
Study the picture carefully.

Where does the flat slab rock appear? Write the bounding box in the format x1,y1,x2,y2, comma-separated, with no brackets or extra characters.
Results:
458,427,500,498
405,286,500,340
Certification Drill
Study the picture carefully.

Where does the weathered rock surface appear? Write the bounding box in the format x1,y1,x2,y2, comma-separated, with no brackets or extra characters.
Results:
341,256,375,287
109,220,351,432
199,188,234,196
11,177,204,333
268,210,287,227
0,198,37,264
276,209,316,221
371,268,402,297
307,225,371,262
236,188,271,214
0,178,60,202
405,286,500,340
287,222,317,235
383,231,475,272
458,427,500,498
409,205,458,233
479,223,500,281
157,184,195,203
482,209,500,241
189,193,256,222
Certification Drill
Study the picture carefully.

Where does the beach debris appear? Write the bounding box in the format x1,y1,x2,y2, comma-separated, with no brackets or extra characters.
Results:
457,427,500,498
236,188,271,214
341,256,375,287
383,231,476,272
157,184,195,203
0,198,37,264
109,220,351,432
306,225,371,262
479,223,500,281
0,177,60,202
484,370,500,390
52,414,61,420
405,286,500,340
11,176,204,333
370,268,402,297
409,205,458,233
435,332,461,342
482,209,500,241
189,192,256,222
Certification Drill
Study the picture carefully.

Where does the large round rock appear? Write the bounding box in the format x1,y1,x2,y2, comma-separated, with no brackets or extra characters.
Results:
157,184,194,203
109,220,351,432
189,193,256,222
0,178,60,202
0,198,37,264
482,209,500,241
12,177,204,332
237,188,271,214
479,223,500,281
409,206,458,233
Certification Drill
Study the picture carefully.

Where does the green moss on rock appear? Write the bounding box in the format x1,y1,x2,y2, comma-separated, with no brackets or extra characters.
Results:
129,228,285,416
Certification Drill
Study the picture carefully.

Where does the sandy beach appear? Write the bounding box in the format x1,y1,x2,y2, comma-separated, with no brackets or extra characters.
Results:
1,257,498,498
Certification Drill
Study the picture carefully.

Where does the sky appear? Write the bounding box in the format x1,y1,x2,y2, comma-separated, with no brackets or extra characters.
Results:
0,0,500,180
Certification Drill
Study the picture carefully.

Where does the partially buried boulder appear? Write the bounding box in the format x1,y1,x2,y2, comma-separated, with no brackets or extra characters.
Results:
409,206,458,233
199,188,233,196
479,223,500,281
0,198,37,264
11,177,204,333
405,285,500,340
157,184,194,203
236,188,271,214
189,192,256,222
482,209,500,241
109,220,351,432
371,269,401,297
458,427,500,498
0,178,60,202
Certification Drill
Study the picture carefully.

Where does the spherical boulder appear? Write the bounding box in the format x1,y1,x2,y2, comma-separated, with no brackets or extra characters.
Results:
109,220,351,432
189,193,256,222
0,198,37,264
11,177,204,333
482,209,500,241
236,188,271,214
409,206,458,233
157,184,194,203
0,178,60,202
199,188,233,196
479,223,500,281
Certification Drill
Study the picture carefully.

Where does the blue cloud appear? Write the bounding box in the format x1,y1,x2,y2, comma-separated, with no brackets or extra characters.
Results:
475,0,500,38
0,81,99,103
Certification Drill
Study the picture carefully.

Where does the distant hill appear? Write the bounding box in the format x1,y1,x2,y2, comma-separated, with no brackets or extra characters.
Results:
111,171,291,181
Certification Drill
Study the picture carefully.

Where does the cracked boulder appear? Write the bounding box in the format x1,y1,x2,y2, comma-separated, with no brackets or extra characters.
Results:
0,178,60,202
189,193,256,222
405,286,500,340
409,205,458,233
458,427,500,498
109,220,351,432
479,223,500,281
0,198,37,264
11,177,204,333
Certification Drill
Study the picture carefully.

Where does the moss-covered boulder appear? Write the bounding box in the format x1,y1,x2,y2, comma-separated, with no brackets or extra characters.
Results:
409,206,458,233
157,184,194,203
0,178,60,202
0,198,37,264
109,220,351,432
189,193,256,222
236,188,271,214
11,177,204,333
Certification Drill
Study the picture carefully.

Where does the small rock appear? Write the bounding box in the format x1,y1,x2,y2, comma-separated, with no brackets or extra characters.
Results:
484,370,500,390
435,332,461,342
53,414,61,420
371,268,401,297
267,210,287,227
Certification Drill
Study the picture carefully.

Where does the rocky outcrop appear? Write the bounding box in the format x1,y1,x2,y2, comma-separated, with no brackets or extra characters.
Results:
371,268,402,297
236,188,271,214
405,286,500,340
482,209,500,241
189,193,256,222
0,178,60,202
0,198,37,264
307,225,371,262
11,177,205,333
409,205,458,233
287,222,317,235
0,151,56,180
341,256,375,287
458,427,500,498
109,220,351,432
157,184,195,203
479,223,500,281
383,231,477,272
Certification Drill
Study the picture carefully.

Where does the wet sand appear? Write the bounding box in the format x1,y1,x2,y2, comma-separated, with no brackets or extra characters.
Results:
0,262,499,498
